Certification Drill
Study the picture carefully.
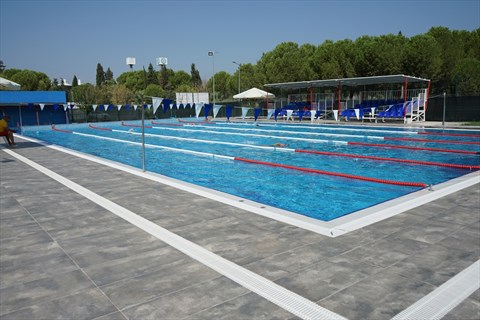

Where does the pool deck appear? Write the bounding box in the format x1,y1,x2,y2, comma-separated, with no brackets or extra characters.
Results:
1,122,479,319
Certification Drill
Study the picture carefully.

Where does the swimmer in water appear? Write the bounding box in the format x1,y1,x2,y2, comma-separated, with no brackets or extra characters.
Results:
273,143,288,147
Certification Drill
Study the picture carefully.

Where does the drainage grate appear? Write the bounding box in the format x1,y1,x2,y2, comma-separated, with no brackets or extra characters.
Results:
392,260,480,320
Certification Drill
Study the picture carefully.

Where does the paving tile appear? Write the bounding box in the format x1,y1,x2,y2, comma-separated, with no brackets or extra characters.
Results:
429,203,480,226
389,218,465,244
319,269,435,320
100,260,219,310
274,255,382,302
92,311,128,320
122,276,248,319
84,246,188,287
243,240,354,280
0,269,94,316
0,288,117,320
184,291,294,320
0,246,77,288
341,234,431,268
384,244,478,287
58,227,167,268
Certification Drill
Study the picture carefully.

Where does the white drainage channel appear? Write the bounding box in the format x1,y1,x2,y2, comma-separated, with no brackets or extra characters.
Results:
2,147,346,320
392,260,480,320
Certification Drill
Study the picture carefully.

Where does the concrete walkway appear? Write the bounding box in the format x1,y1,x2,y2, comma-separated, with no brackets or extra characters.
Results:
1,137,479,319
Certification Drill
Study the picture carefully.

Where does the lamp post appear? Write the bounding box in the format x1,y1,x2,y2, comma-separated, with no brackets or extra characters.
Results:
232,61,242,94
208,51,216,107
126,57,146,172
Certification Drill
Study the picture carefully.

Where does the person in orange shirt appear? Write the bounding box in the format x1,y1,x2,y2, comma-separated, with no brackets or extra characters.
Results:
0,115,16,146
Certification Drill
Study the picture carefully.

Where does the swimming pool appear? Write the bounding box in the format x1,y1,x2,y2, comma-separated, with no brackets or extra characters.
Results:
21,119,480,222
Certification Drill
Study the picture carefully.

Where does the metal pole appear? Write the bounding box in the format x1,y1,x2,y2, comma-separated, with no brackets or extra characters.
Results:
442,91,446,130
141,99,145,172
213,55,215,108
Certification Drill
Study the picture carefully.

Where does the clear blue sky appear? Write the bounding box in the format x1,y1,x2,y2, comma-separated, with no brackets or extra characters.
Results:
1,0,479,85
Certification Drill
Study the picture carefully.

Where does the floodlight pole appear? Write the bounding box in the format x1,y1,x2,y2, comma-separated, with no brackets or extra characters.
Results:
233,61,242,94
208,51,216,108
442,91,446,130
126,57,146,172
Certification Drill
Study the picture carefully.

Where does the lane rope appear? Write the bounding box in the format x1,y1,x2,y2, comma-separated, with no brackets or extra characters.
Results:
349,141,479,155
234,157,427,188
295,149,480,170
418,131,480,138
384,136,480,145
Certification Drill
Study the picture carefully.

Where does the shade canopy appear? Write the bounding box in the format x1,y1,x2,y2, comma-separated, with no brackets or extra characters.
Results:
265,74,430,90
0,77,21,91
233,87,275,99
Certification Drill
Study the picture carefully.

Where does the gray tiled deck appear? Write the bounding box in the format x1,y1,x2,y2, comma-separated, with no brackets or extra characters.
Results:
1,136,479,319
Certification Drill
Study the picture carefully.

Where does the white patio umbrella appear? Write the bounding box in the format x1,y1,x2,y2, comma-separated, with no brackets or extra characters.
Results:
0,77,21,90
233,87,275,99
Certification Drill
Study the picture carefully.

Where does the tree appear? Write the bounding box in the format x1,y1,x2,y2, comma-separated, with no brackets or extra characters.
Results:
190,63,202,89
72,75,78,87
146,63,157,86
257,42,306,83
109,84,134,105
403,34,442,87
206,71,232,101
170,70,191,90
105,67,114,83
96,63,105,86
10,70,51,91
453,58,480,95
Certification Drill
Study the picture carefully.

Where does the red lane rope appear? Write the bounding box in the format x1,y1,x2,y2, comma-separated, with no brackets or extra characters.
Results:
89,124,112,131
51,125,72,133
418,131,480,138
384,136,480,145
348,141,479,155
295,149,480,170
234,157,427,188
178,119,209,124
151,121,184,126
121,121,152,128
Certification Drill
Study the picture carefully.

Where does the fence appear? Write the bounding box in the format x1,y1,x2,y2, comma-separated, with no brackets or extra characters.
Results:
426,96,480,122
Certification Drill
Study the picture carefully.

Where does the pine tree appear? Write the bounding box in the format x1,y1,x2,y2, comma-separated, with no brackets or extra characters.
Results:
72,75,78,87
105,68,113,81
96,63,105,86
191,63,202,89
147,63,157,85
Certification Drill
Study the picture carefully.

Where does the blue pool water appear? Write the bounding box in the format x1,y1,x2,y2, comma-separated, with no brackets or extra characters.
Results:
21,120,480,221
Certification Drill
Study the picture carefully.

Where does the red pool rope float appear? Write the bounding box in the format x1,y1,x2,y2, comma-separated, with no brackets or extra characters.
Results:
178,119,210,124
384,137,480,145
88,124,112,131
234,157,427,188
151,121,184,126
121,121,152,128
51,125,72,133
349,141,479,155
295,149,480,170
418,132,480,138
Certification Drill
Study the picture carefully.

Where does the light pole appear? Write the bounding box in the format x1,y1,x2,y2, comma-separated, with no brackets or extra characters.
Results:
126,57,146,172
208,51,216,106
232,61,242,94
